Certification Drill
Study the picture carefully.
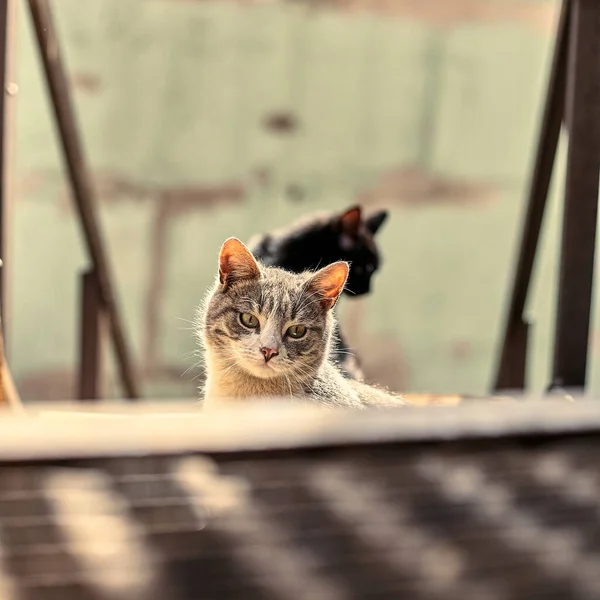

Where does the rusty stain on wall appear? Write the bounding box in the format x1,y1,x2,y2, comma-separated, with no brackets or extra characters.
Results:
253,167,272,189
86,171,245,207
52,169,246,214
323,0,558,33
163,0,558,34
17,369,75,402
357,165,498,208
14,172,45,200
17,364,200,401
449,339,473,361
263,111,299,135
71,72,103,95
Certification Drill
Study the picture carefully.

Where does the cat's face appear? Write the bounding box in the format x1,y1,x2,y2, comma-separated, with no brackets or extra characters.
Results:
204,238,348,382
332,206,388,297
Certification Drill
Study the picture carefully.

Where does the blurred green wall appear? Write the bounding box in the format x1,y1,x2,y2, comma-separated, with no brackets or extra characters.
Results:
11,0,592,401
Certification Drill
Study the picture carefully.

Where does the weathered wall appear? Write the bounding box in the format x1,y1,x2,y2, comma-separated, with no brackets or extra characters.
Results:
11,0,591,401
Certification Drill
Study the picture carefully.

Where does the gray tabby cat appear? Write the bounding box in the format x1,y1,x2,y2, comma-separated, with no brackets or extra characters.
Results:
197,237,403,409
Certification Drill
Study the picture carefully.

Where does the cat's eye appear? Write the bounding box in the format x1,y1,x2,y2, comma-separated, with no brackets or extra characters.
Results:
286,324,307,339
240,313,259,329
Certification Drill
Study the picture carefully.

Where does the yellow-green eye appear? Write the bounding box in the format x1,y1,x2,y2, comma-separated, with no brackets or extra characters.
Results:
286,324,307,339
240,313,259,329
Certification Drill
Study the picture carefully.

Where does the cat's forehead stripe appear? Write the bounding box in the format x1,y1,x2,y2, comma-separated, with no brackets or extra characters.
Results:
214,267,325,326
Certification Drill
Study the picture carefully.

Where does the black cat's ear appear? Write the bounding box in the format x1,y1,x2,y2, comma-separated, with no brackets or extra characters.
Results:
307,261,349,310
365,210,388,235
218,238,261,289
338,205,362,238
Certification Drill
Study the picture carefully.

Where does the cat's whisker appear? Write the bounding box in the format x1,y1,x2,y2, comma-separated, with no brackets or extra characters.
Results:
181,360,203,379
334,350,357,357
285,363,314,386
190,372,207,382
175,317,197,326
283,373,294,400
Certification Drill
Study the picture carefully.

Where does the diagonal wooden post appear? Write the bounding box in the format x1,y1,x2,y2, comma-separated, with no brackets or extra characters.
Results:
551,0,600,390
27,0,140,399
494,0,570,391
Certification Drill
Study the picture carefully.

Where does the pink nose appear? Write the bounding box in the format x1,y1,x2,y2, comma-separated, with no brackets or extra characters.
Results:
260,347,279,362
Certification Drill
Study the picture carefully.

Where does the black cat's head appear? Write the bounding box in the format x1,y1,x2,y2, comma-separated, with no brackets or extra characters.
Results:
331,205,388,297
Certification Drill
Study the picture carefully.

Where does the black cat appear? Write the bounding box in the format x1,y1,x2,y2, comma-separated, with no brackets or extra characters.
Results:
248,205,388,380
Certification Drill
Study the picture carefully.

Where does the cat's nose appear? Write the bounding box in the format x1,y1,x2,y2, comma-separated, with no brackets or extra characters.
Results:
260,347,279,362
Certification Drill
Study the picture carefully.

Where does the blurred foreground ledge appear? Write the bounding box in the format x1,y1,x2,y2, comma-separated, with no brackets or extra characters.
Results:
0,394,593,462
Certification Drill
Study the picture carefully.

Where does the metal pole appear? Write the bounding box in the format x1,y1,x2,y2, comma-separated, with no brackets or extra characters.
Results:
493,0,570,391
551,0,600,390
78,269,102,401
27,0,140,399
0,0,11,347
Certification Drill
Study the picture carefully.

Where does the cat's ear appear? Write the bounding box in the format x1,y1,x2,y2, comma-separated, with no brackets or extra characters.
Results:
218,238,261,289
337,205,362,237
365,210,388,235
308,261,349,310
